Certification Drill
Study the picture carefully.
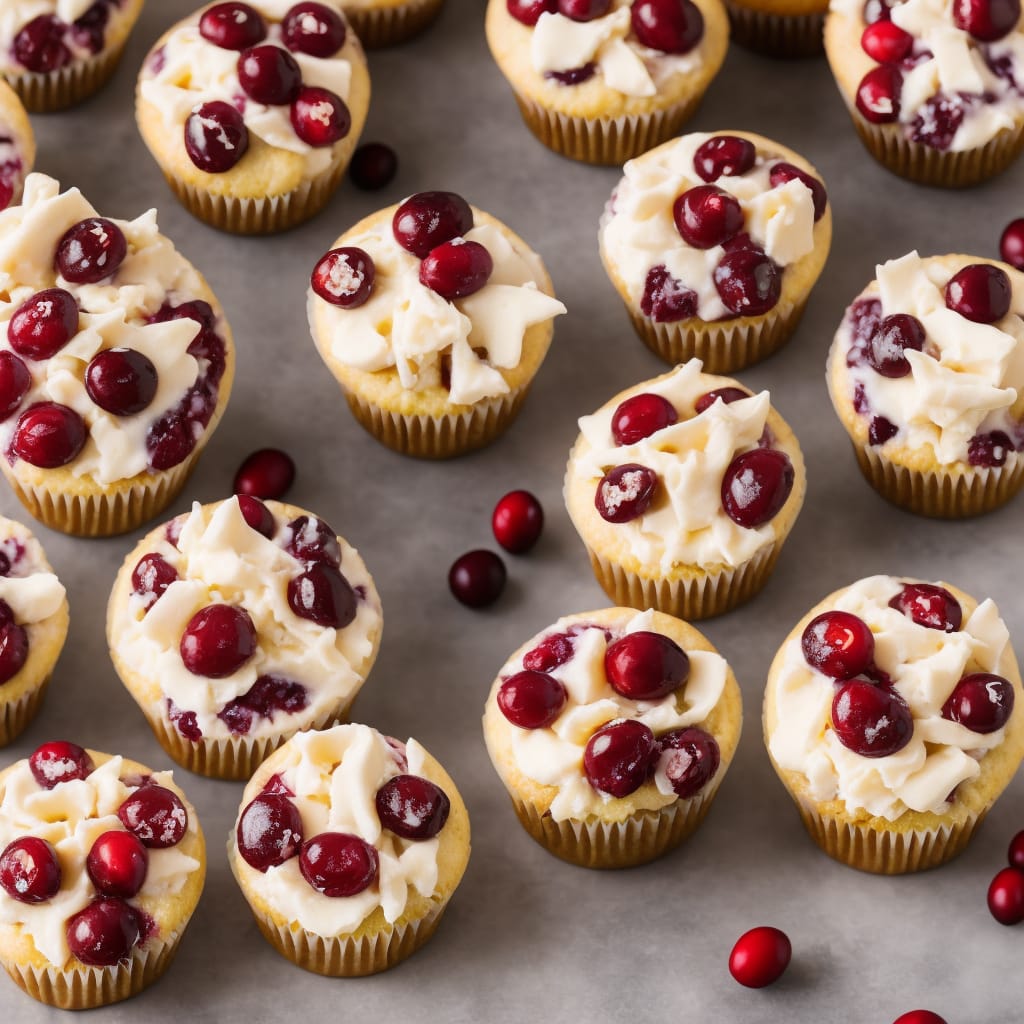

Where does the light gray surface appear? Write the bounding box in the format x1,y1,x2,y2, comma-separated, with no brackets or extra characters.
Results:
2,3,1022,1021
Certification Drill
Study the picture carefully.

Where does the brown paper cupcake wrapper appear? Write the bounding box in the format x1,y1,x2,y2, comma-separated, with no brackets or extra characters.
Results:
5,42,127,113
511,91,703,166
723,0,824,57
0,676,50,748
852,442,1024,519
345,0,444,48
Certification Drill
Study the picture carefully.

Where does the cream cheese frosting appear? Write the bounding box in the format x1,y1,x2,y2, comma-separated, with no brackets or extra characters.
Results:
767,575,1015,821
0,519,64,627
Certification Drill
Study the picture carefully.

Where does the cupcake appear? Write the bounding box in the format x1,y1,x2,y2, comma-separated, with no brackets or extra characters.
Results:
825,0,1024,187
723,0,826,56
0,174,235,538
136,1,370,234
0,518,69,747
826,251,1024,517
229,723,470,976
485,0,729,165
107,497,383,780
0,81,34,210
307,191,567,458
482,607,742,868
342,0,443,47
599,130,832,373
764,575,1024,873
0,0,145,112
0,741,205,1008
564,360,806,620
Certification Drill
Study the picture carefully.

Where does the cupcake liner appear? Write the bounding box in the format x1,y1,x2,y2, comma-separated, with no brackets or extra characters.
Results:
722,0,825,57
344,0,444,48
851,442,1024,519
5,43,127,113
0,677,50,748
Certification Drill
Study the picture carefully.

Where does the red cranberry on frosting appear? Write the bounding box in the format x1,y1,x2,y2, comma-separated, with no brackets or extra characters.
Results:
0,615,28,685
968,430,1014,467
287,564,357,629
185,101,249,173
237,45,302,105
673,186,744,250
300,832,378,897
945,264,1012,323
56,219,127,285
801,611,875,680
641,265,698,322
393,191,474,258
180,604,257,678
311,247,375,308
237,494,275,537
768,163,828,221
237,794,304,871
131,554,178,607
420,240,493,301
604,631,689,701
713,249,781,316
66,897,142,967
284,515,341,567
866,313,926,378
611,393,678,445
855,65,903,123
498,670,568,728
11,402,88,468
658,727,719,798
29,741,93,789
694,387,749,413
941,672,1014,733
218,674,308,735
0,352,31,422
888,583,962,632
523,632,575,672
85,348,159,417
583,720,656,796
118,785,189,849
290,87,351,147
557,0,612,19
861,20,913,62
507,0,557,23
199,2,267,49
832,680,913,757
281,2,348,57
720,449,794,528
8,288,79,361
13,16,70,73
595,464,658,523
693,135,756,182
631,0,704,53
952,0,1021,40
375,775,451,840
86,831,148,899
0,837,61,904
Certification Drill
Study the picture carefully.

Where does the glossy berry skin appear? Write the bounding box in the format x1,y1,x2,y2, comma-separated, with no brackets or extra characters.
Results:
891,1013,948,1024
0,837,61,903
595,464,658,523
56,219,127,285
945,264,1012,323
85,348,158,416
721,449,794,528
968,430,1014,467
29,741,93,789
605,631,689,701
237,495,275,537
693,135,756,182
640,265,698,321
0,352,30,421
659,727,720,798
237,45,302,105
131,554,178,605
86,831,148,899
507,0,558,23
287,564,357,629
281,2,348,56
492,490,543,553
0,621,28,685
714,249,781,316
856,65,903,123
420,240,493,301
392,192,474,258
300,833,378,897
630,0,704,52
523,632,575,672
558,0,611,19
583,720,656,797
952,0,1020,39
802,611,875,680
311,246,375,308
832,680,913,757
199,3,267,49
728,926,792,988
888,583,962,632
118,786,188,849
234,448,295,500
284,516,341,567
866,314,926,378
66,898,141,967
349,143,398,191
375,775,451,840
1009,830,1024,870
999,218,1024,270
861,20,913,62
673,185,744,249
448,550,506,608
497,670,568,729
180,604,257,678
8,288,79,360
988,867,1024,925
695,387,748,413
184,102,249,173
941,673,1014,734
611,393,678,445
13,16,70,73
769,162,828,221
11,402,87,468
291,87,351,147
237,795,304,871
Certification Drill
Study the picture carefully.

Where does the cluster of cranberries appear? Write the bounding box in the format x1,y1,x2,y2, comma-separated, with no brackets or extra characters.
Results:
184,2,351,174
593,387,795,530
987,829,1024,925
12,1,120,72
801,583,1014,759
499,625,721,799
0,741,191,967
236,759,450,899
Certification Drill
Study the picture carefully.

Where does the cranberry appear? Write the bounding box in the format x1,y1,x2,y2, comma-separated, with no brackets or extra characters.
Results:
714,249,781,316
84,348,158,417
630,0,703,52
864,0,895,18
167,699,202,741
0,352,30,421
605,632,689,701
284,516,341,567
888,583,962,632
184,101,249,173
595,464,658,523
0,837,61,903
801,611,875,679
420,240,493,301
238,45,302,105
262,773,294,797
237,494,275,537
693,135,756,182
7,288,79,360
545,63,599,85
281,3,347,57
117,786,188,849
131,554,177,606
66,898,141,967
861,20,913,62
659,727,720,798
13,15,70,73
673,186,744,250
218,675,308,734
237,794,303,871
769,162,828,221
392,192,474,258
728,926,792,988
56,218,127,285
909,93,969,151
892,1013,948,1024
199,2,267,49
11,402,87,468
0,622,28,685
557,0,611,18
376,775,451,840
29,741,93,789
497,670,568,728
941,672,1014,733
491,490,544,554
953,0,1020,39
1009,830,1024,870
448,550,506,608
988,867,1024,924
310,246,375,309
179,604,257,678
349,143,398,191
945,264,1012,323
856,65,903,123
86,831,148,899
832,680,913,757
869,416,898,446
866,313,926,378
999,218,1024,270
291,87,351,147
299,833,377,897
640,265,698,321
152,299,216,330
584,720,656,797
968,430,1014,467
694,387,749,413
287,564,357,629
721,449,793,528
508,0,557,22
611,393,678,445
234,448,295,499
523,632,575,672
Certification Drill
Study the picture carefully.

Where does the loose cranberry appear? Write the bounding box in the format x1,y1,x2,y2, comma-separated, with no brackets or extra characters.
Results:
945,264,1012,323
801,611,875,680
420,240,493,301
611,393,678,445
13,15,69,73
184,101,249,173
869,416,898,446
86,831,148,899
199,2,267,49
448,550,506,608
659,727,720,798
999,218,1024,270
0,352,30,421
492,490,543,553
131,554,177,606
0,622,28,685
557,0,611,18
218,675,308,735
861,20,913,62
29,741,93,789
584,720,656,797
376,775,451,839
118,786,188,849
497,670,567,728
523,632,575,672
7,288,79,360
888,583,962,632
237,495,275,538
832,680,913,757
673,185,744,250
56,218,127,285
284,516,341,567
968,430,1013,467
392,192,474,258
349,143,398,191
714,249,781,316
856,65,903,123
630,0,704,52
281,2,347,56
941,673,1014,733
1009,830,1024,870
595,464,658,524
66,898,141,967
299,833,377,897
988,867,1024,924
695,387,749,413
287,564,357,629
640,265,698,322
291,87,351,147
84,348,158,417
892,1013,948,1024
237,794,304,871
952,0,1020,39
180,604,257,678
721,449,793,528
693,135,756,182
11,402,87,468
769,163,828,221
866,313,926,378
507,0,557,23
234,448,295,500
310,246,375,309
728,926,792,988
605,632,689,701
0,837,61,903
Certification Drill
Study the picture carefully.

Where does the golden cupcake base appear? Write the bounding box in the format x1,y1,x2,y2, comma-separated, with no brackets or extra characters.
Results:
5,43,126,113
723,0,825,56
345,0,444,48
0,677,50,748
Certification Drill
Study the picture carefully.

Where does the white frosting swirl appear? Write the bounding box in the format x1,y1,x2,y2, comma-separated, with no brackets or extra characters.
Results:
767,575,1015,820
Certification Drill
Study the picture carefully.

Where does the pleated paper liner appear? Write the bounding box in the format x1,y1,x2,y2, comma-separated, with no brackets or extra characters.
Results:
5,43,128,113
723,0,825,57
344,0,444,48
0,677,51,748
852,442,1024,519
252,903,445,977
511,91,703,166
